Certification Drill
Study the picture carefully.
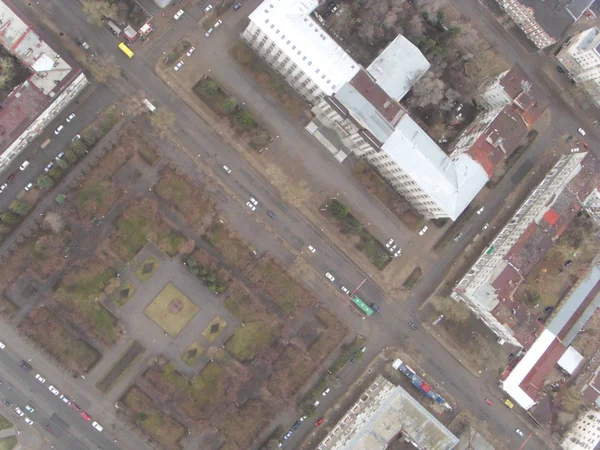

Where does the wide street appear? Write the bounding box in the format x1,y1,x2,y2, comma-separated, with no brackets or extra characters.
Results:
1,0,598,449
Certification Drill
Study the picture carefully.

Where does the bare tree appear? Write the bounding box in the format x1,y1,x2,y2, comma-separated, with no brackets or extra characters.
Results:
358,22,376,44
150,108,176,138
406,15,425,38
410,71,446,107
120,90,148,116
383,10,398,29
87,54,120,84
0,56,14,89
82,1,119,26
431,296,471,323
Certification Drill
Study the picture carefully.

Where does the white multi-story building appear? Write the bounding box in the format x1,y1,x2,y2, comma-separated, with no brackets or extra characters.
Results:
497,0,556,49
562,409,600,450
557,28,600,83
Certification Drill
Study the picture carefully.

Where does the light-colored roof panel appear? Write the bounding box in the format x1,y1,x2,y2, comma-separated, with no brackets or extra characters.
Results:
557,346,584,375
383,115,489,220
248,0,359,95
367,35,431,101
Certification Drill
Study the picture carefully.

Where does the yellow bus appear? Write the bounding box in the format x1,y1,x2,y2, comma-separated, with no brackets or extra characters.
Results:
118,42,134,59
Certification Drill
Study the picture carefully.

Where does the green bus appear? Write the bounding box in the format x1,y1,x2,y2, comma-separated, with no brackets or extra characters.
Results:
351,295,373,316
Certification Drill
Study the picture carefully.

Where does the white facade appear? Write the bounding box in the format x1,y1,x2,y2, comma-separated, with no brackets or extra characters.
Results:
497,0,556,49
474,69,512,109
557,28,600,83
242,0,359,103
562,410,600,450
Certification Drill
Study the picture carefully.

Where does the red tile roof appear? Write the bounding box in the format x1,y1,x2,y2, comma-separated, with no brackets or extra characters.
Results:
543,209,559,226
519,338,566,400
349,69,404,125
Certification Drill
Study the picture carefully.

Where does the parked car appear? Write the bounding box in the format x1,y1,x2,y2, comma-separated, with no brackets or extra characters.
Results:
291,420,301,431
515,428,524,437
393,249,402,258
6,174,14,183
204,4,213,13
233,2,242,9
92,421,103,432
246,201,256,211
571,147,579,153
418,226,428,236
482,223,489,231
453,233,463,242
0,341,4,350
313,399,320,407
71,134,81,142
69,402,80,412
55,151,65,160
341,286,350,295
267,211,276,220
186,46,195,57
408,321,417,330
578,128,586,136
66,113,76,123
386,238,394,248
44,162,54,172
283,430,293,440
173,9,184,20
371,303,380,312
24,183,33,192
315,418,324,426
566,135,573,143
222,165,232,174
556,65,565,74
307,245,316,253
2,400,10,406
34,374,46,384
24,417,33,425
59,395,69,404
14,407,24,417
19,161,29,171
48,385,59,396
476,206,485,215
205,27,214,37
0,183,7,193
484,398,493,406
24,405,34,413
174,61,184,72
54,125,64,135
214,19,223,29
80,411,91,421
249,197,258,206
322,387,331,396
325,272,335,282
19,361,31,370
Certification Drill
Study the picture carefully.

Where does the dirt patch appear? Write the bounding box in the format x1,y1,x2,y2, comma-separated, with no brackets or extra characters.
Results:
155,166,215,235
219,398,274,450
307,307,349,363
225,321,276,362
267,346,317,399
96,341,145,393
0,295,17,319
352,160,424,231
248,258,316,314
229,41,308,120
205,222,253,271
19,306,100,374
403,267,423,291
223,281,263,322
122,385,186,450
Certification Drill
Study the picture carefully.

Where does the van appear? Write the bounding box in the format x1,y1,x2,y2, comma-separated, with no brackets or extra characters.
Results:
504,399,514,409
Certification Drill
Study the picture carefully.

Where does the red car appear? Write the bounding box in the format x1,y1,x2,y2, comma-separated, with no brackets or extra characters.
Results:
584,142,590,149
6,174,14,183
315,418,324,427
80,411,92,421
69,402,80,412
484,398,493,406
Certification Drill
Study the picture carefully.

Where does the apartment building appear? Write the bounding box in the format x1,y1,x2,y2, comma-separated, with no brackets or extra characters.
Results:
562,409,600,450
558,28,600,83
452,152,600,347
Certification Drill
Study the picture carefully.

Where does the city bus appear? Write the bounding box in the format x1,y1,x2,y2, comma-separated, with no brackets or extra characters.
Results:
351,295,373,317
118,42,134,59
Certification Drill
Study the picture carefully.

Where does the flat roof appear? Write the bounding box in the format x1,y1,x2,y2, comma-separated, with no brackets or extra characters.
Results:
249,0,359,96
557,346,584,374
366,35,431,101
383,115,489,220
566,0,596,19
518,0,575,39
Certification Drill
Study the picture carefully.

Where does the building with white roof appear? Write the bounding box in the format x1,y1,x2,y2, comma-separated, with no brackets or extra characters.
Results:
242,0,360,102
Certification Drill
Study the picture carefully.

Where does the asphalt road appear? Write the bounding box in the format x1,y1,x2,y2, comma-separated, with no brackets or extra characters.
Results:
0,344,120,450
3,0,591,449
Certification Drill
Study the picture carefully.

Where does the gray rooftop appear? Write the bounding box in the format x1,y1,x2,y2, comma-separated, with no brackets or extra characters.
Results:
519,0,575,39
567,0,596,19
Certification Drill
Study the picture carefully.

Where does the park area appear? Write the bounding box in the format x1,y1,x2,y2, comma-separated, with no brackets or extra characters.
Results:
144,283,199,337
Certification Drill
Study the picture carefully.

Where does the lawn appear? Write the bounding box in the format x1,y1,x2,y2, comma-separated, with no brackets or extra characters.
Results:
54,261,121,346
0,437,16,450
0,413,11,431
205,222,253,270
154,167,215,235
181,341,205,366
19,307,100,374
96,341,145,394
248,259,315,314
135,256,160,282
144,283,198,337
225,321,276,362
112,281,137,306
123,386,185,450
219,398,273,449
201,315,228,343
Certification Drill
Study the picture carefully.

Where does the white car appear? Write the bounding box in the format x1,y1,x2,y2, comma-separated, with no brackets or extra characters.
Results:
307,245,316,253
59,394,69,404
54,125,64,135
66,113,76,123
578,128,586,136
24,417,33,425
71,134,81,142
222,165,232,174
19,161,30,171
24,405,34,413
393,249,402,258
204,4,213,13
48,385,59,396
418,226,428,236
174,61,184,72
482,223,489,231
341,286,350,295
44,162,54,173
14,407,24,417
325,272,335,282
24,182,33,192
571,147,579,153
322,387,331,396
0,183,6,193
385,239,394,248
389,244,397,253
205,28,214,37
515,429,524,437
55,151,65,160
0,341,4,349
213,19,223,29
35,374,46,384
246,201,256,211
476,206,485,215
313,400,320,407
174,9,184,20
92,421,104,432
249,197,258,206
186,46,195,57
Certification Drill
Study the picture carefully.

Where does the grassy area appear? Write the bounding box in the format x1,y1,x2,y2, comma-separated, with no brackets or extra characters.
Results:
225,321,276,362
0,437,17,450
248,258,315,314
19,307,100,374
144,283,198,337
403,267,423,291
322,199,392,270
205,222,253,270
154,167,215,235
219,398,273,449
229,41,307,119
307,307,348,363
123,386,185,450
352,160,424,232
192,76,273,152
112,280,137,306
135,256,160,282
54,261,121,346
96,341,145,394
181,341,205,366
201,315,228,343
0,413,11,431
